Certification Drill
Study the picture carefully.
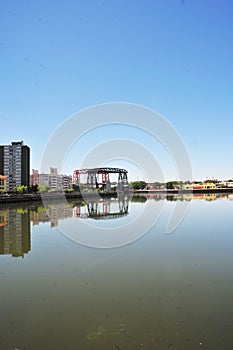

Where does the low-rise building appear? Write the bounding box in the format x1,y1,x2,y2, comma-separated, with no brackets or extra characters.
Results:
34,168,72,191
0,175,7,192
49,174,62,190
223,182,233,188
30,169,39,186
38,173,50,187
202,182,216,189
182,183,202,190
62,175,72,189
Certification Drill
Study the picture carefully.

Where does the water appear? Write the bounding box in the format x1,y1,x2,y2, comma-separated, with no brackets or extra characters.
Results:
1,194,233,349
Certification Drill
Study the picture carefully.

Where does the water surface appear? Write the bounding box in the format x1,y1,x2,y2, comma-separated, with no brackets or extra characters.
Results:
1,194,233,349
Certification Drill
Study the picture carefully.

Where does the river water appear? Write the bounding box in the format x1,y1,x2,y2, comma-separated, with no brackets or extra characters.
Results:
1,193,233,349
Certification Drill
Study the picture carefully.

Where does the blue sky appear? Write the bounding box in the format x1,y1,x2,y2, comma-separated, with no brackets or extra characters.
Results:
1,0,233,181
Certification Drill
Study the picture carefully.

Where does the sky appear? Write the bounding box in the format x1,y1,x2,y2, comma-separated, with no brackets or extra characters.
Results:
0,0,233,182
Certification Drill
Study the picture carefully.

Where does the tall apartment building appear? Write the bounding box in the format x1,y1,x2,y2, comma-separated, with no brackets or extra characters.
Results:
0,141,30,191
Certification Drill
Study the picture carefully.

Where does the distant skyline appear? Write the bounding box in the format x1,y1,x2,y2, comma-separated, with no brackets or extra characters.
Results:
1,0,233,181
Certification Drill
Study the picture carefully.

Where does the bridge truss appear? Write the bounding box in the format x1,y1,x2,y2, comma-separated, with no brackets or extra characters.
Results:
73,167,128,191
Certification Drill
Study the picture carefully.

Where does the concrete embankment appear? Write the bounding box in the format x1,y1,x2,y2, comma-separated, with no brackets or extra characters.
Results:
134,188,233,194
1,188,233,204
0,191,118,204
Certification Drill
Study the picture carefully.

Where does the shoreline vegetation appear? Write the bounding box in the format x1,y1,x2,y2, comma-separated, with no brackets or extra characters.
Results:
1,188,233,204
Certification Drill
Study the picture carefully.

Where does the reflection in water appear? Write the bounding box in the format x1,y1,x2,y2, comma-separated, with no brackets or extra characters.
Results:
133,192,230,201
30,205,73,227
131,195,148,203
73,196,129,220
166,193,223,201
0,193,231,258
1,193,233,349
0,208,30,257
0,195,130,257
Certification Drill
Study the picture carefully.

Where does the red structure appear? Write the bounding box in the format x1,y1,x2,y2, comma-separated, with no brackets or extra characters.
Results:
73,167,128,191
101,172,109,184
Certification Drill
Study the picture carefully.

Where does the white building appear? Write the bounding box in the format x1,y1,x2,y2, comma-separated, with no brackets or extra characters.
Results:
38,173,50,187
37,168,72,190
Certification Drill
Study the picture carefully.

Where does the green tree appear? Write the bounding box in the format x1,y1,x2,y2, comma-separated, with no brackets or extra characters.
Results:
29,184,39,193
166,181,181,189
130,181,147,190
204,179,215,183
15,185,27,193
166,182,174,190
131,195,147,203
38,185,48,192
72,183,80,191
64,188,74,193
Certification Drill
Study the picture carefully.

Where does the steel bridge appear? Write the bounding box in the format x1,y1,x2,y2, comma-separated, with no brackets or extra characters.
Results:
73,167,128,191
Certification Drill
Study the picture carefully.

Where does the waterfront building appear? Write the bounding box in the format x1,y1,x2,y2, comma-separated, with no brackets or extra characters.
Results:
62,175,72,189
0,175,7,192
222,181,233,188
182,183,203,190
49,174,62,190
50,167,58,175
30,169,39,186
0,141,30,191
37,168,72,190
38,173,50,187
202,182,216,189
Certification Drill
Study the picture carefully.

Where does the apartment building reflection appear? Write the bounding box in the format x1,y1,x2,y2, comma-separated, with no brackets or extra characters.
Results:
0,209,30,257
0,198,129,258
0,205,74,258
30,205,73,227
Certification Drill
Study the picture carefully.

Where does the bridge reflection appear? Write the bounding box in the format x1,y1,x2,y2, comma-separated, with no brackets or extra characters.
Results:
0,192,231,258
0,195,130,257
73,195,129,220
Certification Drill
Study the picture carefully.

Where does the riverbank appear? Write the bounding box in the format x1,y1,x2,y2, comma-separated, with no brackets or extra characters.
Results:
1,188,233,204
135,188,233,194
0,191,118,204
